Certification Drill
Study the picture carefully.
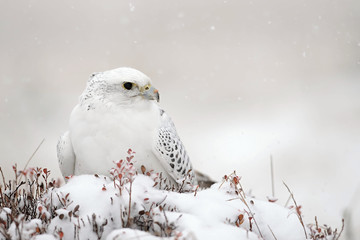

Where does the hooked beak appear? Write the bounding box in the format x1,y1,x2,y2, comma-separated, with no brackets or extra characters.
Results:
142,86,160,102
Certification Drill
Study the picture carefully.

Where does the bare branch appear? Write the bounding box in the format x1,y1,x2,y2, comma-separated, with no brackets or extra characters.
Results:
268,225,278,240
283,181,308,239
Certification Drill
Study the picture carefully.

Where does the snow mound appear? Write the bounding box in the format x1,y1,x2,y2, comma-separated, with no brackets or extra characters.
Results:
45,174,307,240
0,165,342,240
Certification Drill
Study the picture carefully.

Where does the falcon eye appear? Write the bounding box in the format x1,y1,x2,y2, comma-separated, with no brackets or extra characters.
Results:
123,82,133,90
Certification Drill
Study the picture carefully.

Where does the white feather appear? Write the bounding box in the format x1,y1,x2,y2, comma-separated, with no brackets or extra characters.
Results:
57,67,197,188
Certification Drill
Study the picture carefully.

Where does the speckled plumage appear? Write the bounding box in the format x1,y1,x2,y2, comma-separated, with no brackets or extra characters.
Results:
154,110,193,182
57,67,197,188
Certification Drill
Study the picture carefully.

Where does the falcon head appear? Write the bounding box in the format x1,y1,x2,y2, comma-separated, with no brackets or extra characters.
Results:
84,67,160,104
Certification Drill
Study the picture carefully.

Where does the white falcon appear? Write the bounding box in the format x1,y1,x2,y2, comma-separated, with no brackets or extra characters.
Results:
57,67,197,188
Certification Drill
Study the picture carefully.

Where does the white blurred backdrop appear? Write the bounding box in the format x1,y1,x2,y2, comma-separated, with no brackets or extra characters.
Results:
1,0,359,238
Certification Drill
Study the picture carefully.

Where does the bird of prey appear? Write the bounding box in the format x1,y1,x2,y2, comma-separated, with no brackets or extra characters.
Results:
57,67,197,189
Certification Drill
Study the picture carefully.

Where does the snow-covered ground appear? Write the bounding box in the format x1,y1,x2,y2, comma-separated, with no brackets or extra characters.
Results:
1,166,341,240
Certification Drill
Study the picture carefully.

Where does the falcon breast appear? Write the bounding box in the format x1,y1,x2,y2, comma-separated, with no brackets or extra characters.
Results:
57,67,198,190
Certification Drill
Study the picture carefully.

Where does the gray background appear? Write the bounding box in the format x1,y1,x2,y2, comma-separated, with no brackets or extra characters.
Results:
1,0,359,238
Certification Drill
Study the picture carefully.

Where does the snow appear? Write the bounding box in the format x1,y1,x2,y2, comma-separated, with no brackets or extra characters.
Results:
107,229,161,240
0,163,340,240
32,173,316,240
129,2,135,12
8,217,44,240
34,234,58,240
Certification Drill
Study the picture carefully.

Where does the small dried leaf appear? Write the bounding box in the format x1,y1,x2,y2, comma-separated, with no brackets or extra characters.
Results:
59,214,64,220
267,196,278,203
141,165,146,174
233,177,238,184
74,205,80,212
296,206,302,215
238,214,245,225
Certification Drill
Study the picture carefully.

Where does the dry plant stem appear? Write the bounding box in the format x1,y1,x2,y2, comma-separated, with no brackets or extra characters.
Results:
19,138,45,184
126,180,133,227
16,224,22,240
237,180,246,200
221,172,263,238
334,219,345,240
283,181,308,239
0,187,4,207
267,225,278,240
270,155,275,198
56,193,66,208
284,194,291,208
0,167,6,190
9,181,25,198
232,178,262,237
0,227,10,240
238,193,263,238
157,195,168,206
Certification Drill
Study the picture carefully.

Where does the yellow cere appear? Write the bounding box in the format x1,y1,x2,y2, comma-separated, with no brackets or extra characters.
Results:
144,84,151,91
